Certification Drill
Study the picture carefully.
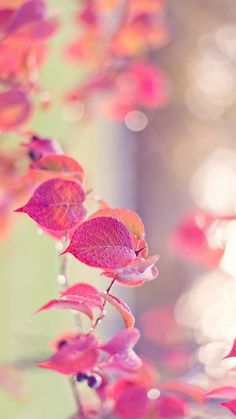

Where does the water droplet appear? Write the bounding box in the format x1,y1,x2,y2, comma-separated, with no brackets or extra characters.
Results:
57,274,66,285
147,388,161,400
124,110,148,131
55,241,64,252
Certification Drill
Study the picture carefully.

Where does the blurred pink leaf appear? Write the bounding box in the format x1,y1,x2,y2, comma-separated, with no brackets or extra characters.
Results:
0,90,32,130
39,333,100,375
101,328,141,370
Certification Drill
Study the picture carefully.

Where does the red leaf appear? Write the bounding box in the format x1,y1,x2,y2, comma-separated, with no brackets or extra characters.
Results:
100,292,135,328
64,216,136,269
30,154,85,183
0,90,32,130
35,297,94,320
39,333,100,375
15,178,86,232
89,208,145,240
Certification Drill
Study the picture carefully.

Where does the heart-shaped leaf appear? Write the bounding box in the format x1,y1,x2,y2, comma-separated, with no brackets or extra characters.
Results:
15,177,86,232
64,216,136,269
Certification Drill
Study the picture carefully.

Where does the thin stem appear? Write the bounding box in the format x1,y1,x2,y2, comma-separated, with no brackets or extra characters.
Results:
70,377,83,414
93,277,116,330
57,241,83,416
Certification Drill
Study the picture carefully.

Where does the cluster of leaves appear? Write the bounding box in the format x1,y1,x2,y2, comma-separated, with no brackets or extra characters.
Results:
15,136,161,418
66,0,169,120
14,137,236,418
0,0,58,131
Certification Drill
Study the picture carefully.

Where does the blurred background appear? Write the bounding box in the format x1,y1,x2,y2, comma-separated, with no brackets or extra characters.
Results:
2,0,236,418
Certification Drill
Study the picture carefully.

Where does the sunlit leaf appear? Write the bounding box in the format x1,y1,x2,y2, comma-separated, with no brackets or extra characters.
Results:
31,154,85,183
89,208,145,240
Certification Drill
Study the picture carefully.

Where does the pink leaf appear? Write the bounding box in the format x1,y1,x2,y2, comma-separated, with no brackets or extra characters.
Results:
0,89,32,130
64,216,136,269
100,292,135,328
100,328,141,370
39,333,100,375
61,282,103,309
15,177,86,232
35,297,94,320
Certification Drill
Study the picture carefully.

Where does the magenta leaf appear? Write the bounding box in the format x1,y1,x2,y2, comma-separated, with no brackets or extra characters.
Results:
15,177,86,232
64,216,136,269
39,333,100,375
89,208,145,240
61,282,103,309
100,328,141,370
31,154,85,183
100,292,135,328
5,1,45,34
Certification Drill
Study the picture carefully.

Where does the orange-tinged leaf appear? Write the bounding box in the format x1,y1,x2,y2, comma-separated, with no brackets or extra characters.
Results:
100,292,135,328
30,154,85,183
89,208,145,240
